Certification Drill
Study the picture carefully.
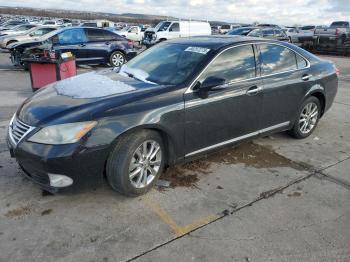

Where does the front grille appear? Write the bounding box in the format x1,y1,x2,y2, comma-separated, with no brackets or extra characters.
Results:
8,115,35,146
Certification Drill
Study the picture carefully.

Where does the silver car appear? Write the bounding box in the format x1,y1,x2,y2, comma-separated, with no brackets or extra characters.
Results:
0,26,58,48
0,24,37,37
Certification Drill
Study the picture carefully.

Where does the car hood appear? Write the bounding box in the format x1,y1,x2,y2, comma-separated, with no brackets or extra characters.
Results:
7,38,43,49
17,70,165,126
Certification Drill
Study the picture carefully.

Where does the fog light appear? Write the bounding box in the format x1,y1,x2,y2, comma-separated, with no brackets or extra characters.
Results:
48,174,73,188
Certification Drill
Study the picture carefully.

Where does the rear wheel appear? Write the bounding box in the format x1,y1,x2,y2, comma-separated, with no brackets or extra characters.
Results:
109,51,125,67
106,130,165,196
288,96,321,139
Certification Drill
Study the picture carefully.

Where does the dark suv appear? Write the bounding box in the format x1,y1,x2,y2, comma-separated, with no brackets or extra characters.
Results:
8,27,137,67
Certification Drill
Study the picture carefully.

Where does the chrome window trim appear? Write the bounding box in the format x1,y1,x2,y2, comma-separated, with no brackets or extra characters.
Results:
185,121,290,157
184,41,311,94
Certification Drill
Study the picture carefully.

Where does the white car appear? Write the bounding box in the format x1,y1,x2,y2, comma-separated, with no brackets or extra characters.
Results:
116,26,144,42
284,28,299,43
143,20,211,46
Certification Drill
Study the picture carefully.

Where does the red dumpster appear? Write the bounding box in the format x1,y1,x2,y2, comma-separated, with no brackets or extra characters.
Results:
25,55,77,92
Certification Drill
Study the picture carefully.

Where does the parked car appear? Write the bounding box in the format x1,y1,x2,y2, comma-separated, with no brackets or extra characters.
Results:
0,24,37,37
297,25,316,45
0,20,25,31
7,36,338,195
219,24,232,34
257,24,281,28
226,27,258,36
143,20,211,46
248,28,289,41
80,20,116,28
116,26,144,42
0,26,57,48
314,21,350,47
284,27,299,43
7,27,137,68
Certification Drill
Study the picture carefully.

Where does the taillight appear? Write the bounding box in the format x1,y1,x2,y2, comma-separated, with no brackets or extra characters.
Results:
335,67,340,76
127,39,134,47
335,28,340,35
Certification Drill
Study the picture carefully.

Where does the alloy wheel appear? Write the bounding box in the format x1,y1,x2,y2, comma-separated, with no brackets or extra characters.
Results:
111,53,125,67
299,102,319,134
129,140,162,189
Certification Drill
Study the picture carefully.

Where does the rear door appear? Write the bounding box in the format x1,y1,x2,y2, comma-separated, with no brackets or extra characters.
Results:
53,28,88,61
84,28,110,63
184,44,264,157
257,43,312,130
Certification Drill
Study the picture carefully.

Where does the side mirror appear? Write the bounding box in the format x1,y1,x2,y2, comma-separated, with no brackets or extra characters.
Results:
195,76,226,99
169,28,173,32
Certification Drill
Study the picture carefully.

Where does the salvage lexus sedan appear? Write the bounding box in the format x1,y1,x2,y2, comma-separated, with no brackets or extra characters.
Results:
7,36,338,196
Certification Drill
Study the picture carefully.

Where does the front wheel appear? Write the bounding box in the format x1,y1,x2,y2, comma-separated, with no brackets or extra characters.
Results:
106,130,165,196
288,96,321,139
109,51,125,67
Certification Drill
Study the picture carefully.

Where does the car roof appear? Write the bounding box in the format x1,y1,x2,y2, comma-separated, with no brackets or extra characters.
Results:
167,35,277,50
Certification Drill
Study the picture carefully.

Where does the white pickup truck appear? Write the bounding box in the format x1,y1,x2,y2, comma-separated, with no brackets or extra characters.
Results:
314,21,350,47
116,26,145,43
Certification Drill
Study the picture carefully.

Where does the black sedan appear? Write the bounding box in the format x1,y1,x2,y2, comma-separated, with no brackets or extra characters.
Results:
7,27,137,68
7,36,338,196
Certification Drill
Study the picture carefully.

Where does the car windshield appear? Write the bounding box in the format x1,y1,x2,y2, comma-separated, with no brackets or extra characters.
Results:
248,29,262,37
123,43,210,85
155,22,171,32
227,28,251,35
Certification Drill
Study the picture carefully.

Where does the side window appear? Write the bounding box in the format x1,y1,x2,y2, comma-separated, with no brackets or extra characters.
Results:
263,29,274,36
296,54,308,69
58,29,87,44
103,30,120,41
86,28,105,41
199,45,256,83
170,23,180,32
260,44,297,75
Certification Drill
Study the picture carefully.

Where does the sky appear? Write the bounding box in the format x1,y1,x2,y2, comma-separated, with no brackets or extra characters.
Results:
1,0,349,26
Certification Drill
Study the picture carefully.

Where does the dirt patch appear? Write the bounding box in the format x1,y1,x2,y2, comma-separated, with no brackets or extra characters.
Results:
4,205,31,218
288,191,302,197
160,142,306,189
41,209,53,216
206,142,305,170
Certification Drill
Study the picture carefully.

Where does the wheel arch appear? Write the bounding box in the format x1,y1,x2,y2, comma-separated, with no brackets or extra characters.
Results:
108,124,178,167
305,85,326,117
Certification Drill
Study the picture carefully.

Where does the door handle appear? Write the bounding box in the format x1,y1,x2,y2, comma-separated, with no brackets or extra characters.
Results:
301,74,312,81
105,42,110,45
79,43,86,47
246,85,261,96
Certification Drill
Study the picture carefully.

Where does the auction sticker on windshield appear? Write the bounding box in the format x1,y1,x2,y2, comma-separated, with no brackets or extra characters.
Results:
185,46,210,54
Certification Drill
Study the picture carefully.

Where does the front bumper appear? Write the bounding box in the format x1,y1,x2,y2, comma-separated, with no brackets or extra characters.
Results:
7,135,110,192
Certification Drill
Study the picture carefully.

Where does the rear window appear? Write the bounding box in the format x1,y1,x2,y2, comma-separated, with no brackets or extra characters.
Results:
86,28,105,41
331,21,349,27
301,26,315,30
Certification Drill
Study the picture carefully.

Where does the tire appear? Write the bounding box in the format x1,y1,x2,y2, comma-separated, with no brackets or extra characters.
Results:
106,130,165,196
288,96,321,139
288,36,292,43
109,51,125,67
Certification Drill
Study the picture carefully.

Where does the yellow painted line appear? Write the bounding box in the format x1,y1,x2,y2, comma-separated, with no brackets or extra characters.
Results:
143,198,219,237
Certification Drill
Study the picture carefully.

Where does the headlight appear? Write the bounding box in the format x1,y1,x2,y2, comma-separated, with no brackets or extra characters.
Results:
28,121,97,145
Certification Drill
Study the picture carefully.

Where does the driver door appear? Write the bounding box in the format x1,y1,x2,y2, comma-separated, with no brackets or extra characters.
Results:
184,44,263,157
